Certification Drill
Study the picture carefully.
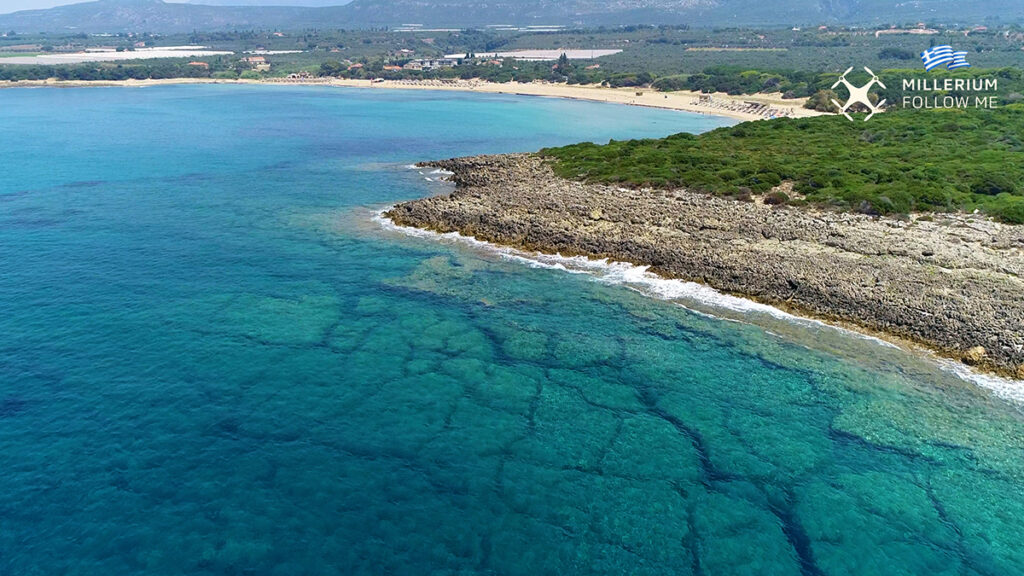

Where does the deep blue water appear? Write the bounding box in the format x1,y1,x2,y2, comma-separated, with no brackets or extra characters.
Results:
1,84,1023,576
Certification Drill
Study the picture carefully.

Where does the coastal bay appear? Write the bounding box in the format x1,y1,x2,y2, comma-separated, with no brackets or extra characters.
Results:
4,84,1024,575
0,76,823,122
5,2,1024,571
386,153,1024,378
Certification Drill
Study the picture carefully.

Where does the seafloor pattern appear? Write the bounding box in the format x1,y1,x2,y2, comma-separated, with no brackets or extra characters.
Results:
1,85,1021,575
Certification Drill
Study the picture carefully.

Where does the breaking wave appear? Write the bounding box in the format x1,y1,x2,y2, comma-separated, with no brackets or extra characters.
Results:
374,207,1024,404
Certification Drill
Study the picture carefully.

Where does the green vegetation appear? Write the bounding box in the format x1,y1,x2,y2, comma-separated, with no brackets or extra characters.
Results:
649,66,1024,112
662,65,825,97
0,58,237,81
1,0,1024,33
2,25,1022,87
540,106,1024,223
874,67,1024,106
309,25,1023,89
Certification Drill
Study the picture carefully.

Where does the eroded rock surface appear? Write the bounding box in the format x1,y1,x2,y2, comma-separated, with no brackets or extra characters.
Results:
387,154,1024,376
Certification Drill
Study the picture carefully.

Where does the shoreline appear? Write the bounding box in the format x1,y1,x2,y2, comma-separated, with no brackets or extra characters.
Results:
375,205,1024,402
385,154,1024,381
0,77,825,122
324,78,824,122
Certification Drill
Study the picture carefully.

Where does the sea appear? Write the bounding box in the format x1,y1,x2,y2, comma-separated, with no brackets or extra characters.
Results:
1,84,1022,575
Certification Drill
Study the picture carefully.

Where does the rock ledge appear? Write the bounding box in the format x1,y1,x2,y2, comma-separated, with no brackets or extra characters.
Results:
386,154,1024,377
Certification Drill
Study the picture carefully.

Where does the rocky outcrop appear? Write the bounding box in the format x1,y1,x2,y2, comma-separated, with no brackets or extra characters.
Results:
386,154,1024,377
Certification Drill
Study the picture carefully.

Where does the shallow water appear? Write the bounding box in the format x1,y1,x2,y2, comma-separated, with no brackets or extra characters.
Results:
1,85,1023,575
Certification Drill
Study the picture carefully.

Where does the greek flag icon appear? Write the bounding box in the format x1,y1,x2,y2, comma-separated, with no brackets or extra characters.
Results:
921,45,970,71
948,51,971,70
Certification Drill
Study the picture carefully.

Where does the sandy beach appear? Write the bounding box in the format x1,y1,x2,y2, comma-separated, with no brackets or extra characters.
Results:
326,78,824,121
0,76,825,122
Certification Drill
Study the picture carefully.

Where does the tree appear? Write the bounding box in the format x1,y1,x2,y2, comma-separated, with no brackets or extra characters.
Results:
319,60,344,77
878,47,916,60
804,89,840,113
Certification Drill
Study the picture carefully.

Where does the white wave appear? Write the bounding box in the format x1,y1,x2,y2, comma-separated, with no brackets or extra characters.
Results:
405,163,453,176
470,240,899,348
934,358,1024,405
374,207,888,339
374,207,1024,401
405,163,453,175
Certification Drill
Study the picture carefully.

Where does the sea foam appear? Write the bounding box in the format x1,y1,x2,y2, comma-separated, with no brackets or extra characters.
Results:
374,208,1024,404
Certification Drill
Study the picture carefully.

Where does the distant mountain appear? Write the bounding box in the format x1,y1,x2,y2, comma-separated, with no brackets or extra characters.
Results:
0,0,1021,34
339,0,845,28
348,0,1023,28
0,0,329,33
170,0,352,6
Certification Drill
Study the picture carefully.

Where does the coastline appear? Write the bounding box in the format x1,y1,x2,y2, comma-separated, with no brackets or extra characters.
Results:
9,75,1015,378
323,78,824,122
0,77,825,122
374,205,1024,403
385,154,1024,380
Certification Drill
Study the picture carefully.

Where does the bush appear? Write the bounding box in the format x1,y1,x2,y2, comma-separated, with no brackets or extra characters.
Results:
764,191,789,205
804,90,840,113
971,173,1018,196
652,75,689,92
993,203,1024,224
540,108,1024,223
878,48,917,60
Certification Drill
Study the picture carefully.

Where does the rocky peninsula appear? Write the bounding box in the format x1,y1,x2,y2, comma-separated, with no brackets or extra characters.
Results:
386,154,1024,378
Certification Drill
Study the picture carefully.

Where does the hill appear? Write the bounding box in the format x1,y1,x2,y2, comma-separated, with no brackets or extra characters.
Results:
0,0,331,33
0,0,1021,33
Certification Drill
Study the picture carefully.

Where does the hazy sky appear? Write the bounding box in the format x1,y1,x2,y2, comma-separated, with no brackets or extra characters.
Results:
0,0,350,14
0,0,182,13
3,0,97,12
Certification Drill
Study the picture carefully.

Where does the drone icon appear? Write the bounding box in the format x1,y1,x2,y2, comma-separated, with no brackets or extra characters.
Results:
830,67,887,121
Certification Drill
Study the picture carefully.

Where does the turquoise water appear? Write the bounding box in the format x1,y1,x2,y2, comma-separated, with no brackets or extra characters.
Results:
1,85,1023,576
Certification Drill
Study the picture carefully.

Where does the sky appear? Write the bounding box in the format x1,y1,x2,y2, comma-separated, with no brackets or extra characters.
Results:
2,0,89,12
0,0,350,14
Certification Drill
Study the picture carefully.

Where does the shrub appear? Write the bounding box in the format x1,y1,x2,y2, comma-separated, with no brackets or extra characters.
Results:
995,205,1024,223
878,48,917,60
804,90,840,113
971,173,1018,196
652,75,689,92
540,108,1024,223
988,196,1024,224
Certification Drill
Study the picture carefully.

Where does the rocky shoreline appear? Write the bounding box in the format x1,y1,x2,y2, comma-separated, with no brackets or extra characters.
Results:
385,154,1024,378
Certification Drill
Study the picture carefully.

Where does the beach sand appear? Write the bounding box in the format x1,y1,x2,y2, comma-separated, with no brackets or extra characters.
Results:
327,78,826,122
0,77,826,122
